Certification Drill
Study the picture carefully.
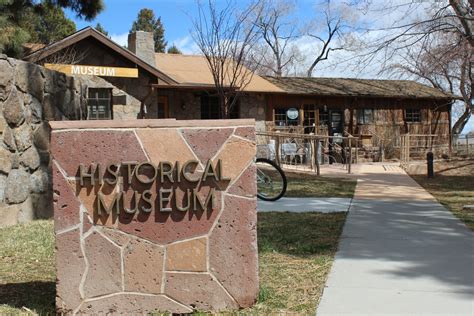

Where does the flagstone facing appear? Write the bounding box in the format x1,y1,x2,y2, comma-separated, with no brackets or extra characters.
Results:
51,119,258,314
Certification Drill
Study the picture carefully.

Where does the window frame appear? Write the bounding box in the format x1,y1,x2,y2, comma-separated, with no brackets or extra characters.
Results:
274,107,299,127
357,108,374,125
87,88,113,120
405,108,421,123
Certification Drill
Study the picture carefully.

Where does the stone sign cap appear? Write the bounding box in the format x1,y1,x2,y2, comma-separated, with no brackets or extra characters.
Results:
51,119,258,314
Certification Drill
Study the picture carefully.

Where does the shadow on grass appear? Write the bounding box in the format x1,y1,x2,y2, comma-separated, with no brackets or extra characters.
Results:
257,212,347,256
0,281,55,314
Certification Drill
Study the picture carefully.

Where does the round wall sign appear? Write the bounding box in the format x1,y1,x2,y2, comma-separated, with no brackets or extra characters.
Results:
286,108,299,120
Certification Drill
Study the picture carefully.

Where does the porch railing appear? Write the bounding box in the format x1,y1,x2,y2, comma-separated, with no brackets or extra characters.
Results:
256,131,358,175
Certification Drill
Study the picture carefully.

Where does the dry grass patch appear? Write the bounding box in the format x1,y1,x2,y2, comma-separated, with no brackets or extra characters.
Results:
0,220,55,314
285,172,356,198
248,211,347,314
0,211,347,315
410,160,474,230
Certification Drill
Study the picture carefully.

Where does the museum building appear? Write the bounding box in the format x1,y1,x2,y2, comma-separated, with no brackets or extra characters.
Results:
24,27,455,147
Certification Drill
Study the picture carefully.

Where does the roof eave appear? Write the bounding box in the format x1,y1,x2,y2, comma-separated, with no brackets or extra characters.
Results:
24,27,178,85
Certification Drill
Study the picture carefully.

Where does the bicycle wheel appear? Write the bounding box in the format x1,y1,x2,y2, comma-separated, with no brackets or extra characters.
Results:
256,158,287,201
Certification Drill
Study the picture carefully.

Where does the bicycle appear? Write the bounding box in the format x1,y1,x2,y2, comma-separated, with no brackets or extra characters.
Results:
256,158,287,201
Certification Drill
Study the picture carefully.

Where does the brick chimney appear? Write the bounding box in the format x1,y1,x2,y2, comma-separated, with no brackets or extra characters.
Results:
128,31,155,66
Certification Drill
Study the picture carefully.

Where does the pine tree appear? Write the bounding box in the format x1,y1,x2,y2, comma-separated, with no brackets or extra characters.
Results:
0,0,102,57
95,23,109,37
167,44,182,54
130,8,167,53
24,3,76,44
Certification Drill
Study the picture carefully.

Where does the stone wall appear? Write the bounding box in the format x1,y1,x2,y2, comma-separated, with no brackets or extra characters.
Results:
51,119,258,313
0,55,87,227
163,90,268,121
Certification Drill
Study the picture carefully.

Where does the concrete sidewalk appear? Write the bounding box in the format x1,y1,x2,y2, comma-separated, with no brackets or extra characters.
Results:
317,164,474,316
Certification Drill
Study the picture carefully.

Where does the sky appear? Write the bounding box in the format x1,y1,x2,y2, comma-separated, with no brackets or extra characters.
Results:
65,0,472,133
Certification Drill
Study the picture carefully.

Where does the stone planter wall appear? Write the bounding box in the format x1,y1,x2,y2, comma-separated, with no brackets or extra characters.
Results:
0,55,87,227
51,119,258,313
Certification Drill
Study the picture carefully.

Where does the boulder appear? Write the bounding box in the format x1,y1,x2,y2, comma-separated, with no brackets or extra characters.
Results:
33,123,51,151
20,146,40,170
0,146,12,174
17,196,35,223
24,94,43,124
14,123,33,152
3,87,25,127
5,168,30,204
3,125,17,151
30,167,49,193
0,59,13,101
15,61,44,101
0,173,7,202
0,204,21,228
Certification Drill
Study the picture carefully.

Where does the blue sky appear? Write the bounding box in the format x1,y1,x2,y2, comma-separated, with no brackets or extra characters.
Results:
65,0,472,132
65,0,315,49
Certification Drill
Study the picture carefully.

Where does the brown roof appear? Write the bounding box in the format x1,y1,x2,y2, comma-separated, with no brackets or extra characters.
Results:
23,27,176,85
264,76,454,99
155,53,283,93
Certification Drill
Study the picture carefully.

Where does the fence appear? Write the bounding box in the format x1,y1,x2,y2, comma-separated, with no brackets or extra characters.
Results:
452,134,473,158
256,131,358,175
400,134,449,168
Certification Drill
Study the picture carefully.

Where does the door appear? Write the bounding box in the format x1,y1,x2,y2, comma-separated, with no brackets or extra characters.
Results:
330,111,344,135
157,96,169,118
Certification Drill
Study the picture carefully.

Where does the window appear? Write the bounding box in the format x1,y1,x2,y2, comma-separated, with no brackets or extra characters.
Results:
87,88,112,120
357,109,374,124
274,107,299,126
303,105,315,133
201,95,220,119
319,109,329,125
200,95,239,119
406,108,421,122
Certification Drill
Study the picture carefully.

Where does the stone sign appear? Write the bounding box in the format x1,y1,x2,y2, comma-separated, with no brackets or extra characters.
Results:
50,119,258,314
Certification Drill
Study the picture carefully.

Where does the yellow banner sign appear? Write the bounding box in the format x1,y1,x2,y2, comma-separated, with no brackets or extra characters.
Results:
44,63,139,78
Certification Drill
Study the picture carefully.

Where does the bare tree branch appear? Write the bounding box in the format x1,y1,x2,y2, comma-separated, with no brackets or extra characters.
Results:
191,0,264,118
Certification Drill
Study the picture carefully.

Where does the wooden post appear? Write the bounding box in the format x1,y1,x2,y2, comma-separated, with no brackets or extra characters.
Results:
467,134,470,156
348,138,352,174
355,139,359,164
311,139,316,172
315,139,321,176
275,136,281,166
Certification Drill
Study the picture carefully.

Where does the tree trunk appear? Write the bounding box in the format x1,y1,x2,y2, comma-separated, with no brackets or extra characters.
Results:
452,105,472,135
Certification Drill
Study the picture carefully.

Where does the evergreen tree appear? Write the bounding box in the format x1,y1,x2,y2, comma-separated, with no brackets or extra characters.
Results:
24,3,76,44
0,0,103,57
130,8,167,53
95,23,109,37
167,44,181,54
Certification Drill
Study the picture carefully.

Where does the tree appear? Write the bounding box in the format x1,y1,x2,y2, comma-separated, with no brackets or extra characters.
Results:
191,0,265,118
25,2,76,44
353,0,473,135
130,8,167,53
0,0,103,57
305,1,350,77
167,44,182,54
95,23,109,37
255,0,300,77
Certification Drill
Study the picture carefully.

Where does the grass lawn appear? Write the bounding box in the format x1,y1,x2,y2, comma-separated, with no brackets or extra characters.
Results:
285,172,356,198
0,172,350,314
410,161,474,230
